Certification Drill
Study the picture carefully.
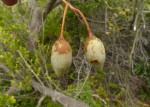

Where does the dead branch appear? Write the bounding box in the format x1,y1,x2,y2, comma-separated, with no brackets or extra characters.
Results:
3,79,89,107
36,95,47,107
17,50,44,86
32,80,89,107
0,63,10,73
43,0,58,20
28,0,62,51
53,0,62,8
4,86,21,95
28,6,43,51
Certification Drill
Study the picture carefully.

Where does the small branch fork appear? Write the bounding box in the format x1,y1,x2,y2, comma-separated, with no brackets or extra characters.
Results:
32,80,89,107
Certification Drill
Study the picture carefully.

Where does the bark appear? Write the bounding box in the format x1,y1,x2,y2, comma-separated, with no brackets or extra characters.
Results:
28,7,43,51
32,80,90,107
0,64,10,73
4,80,89,107
43,0,58,20
28,0,61,51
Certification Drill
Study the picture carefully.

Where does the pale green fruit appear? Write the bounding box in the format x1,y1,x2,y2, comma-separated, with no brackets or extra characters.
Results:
51,37,72,77
84,35,106,71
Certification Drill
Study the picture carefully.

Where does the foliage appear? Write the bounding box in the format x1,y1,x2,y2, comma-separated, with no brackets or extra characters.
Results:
0,0,150,107
0,93,16,107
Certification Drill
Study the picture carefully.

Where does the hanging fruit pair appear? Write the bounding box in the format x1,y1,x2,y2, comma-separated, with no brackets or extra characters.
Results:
62,0,106,72
2,0,18,6
51,0,106,76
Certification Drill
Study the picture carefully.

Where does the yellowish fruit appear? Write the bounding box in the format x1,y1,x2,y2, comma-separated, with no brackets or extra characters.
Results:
84,35,106,71
51,37,72,77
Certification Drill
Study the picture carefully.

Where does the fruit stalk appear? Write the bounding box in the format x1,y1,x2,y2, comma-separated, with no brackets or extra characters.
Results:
62,0,92,37
60,4,69,39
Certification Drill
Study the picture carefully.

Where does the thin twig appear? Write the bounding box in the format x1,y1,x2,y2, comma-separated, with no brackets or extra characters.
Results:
105,6,108,32
129,26,142,65
92,94,107,105
76,59,85,91
4,86,21,95
36,95,47,107
74,61,91,99
143,10,150,13
0,63,10,73
17,50,44,86
141,12,146,29
133,0,143,31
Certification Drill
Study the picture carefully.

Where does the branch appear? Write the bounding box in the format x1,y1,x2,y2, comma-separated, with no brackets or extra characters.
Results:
28,0,62,51
32,80,89,107
4,86,21,95
53,0,62,7
75,67,90,99
43,0,58,20
36,95,47,107
17,50,44,86
129,26,142,65
0,63,10,73
28,6,43,51
4,79,89,107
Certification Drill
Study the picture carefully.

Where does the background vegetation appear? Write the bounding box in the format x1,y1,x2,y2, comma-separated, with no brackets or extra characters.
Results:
0,0,149,107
